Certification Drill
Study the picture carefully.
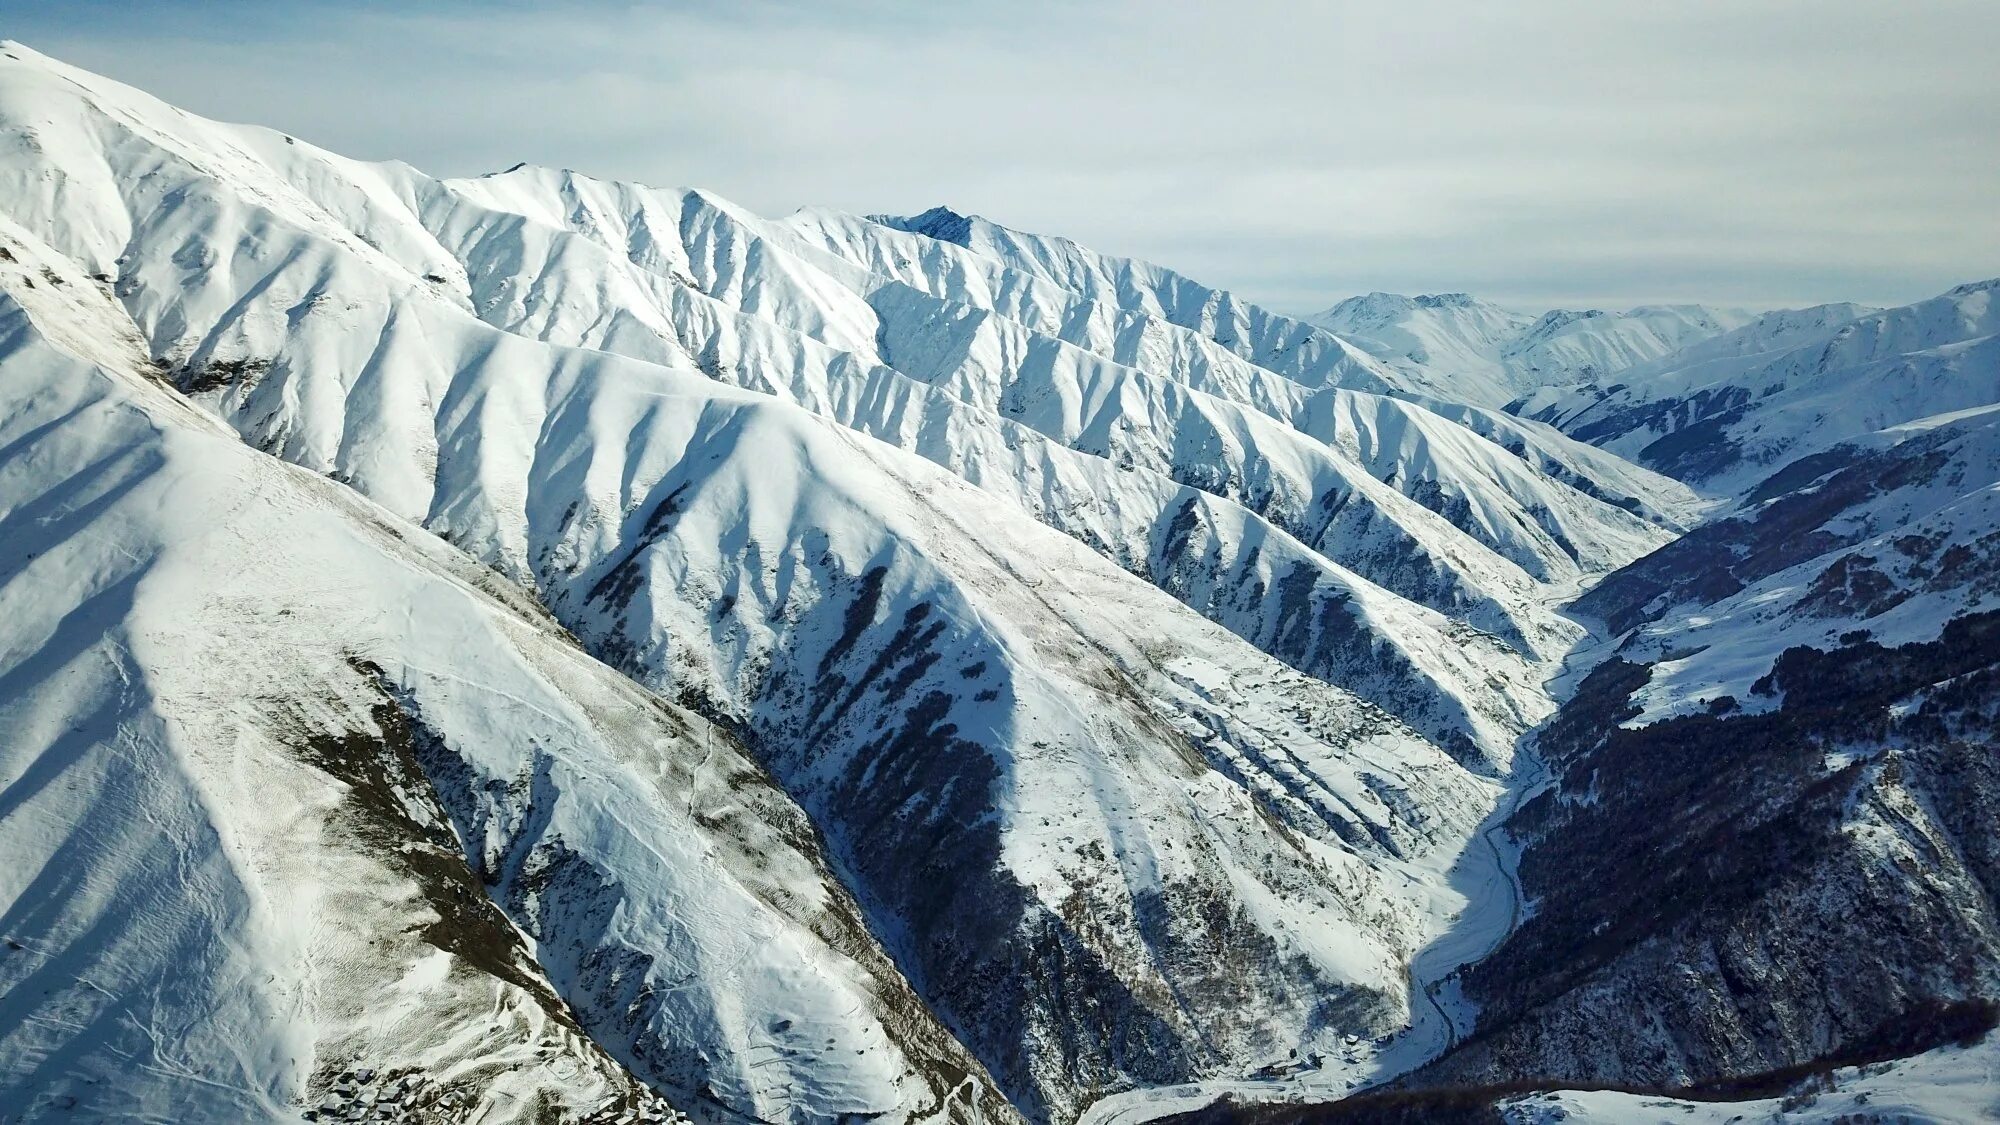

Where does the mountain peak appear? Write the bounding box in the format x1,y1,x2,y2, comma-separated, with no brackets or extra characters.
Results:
878,204,976,244
1413,292,1481,309
1318,291,1420,318
1322,291,1497,321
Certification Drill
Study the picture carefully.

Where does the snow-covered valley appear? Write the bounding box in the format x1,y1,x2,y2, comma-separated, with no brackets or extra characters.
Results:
1,39,1996,1125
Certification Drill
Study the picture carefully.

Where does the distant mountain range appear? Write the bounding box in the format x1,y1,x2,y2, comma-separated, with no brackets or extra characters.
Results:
1312,290,1756,408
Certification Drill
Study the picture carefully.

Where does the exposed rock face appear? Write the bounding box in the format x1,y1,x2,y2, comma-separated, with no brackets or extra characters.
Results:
1420,614,2000,1089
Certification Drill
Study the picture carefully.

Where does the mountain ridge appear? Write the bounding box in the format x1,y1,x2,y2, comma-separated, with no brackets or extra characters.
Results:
1311,289,1756,409
0,41,1522,1122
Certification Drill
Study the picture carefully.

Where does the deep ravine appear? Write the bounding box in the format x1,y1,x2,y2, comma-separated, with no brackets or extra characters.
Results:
1074,592,1608,1125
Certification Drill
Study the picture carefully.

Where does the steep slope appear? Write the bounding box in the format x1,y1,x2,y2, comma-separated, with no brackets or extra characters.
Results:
1312,292,1752,408
1404,399,1712,533
1520,286,1996,493
783,209,1684,582
0,241,1019,1124
0,42,1536,1122
1392,406,2000,1093
1311,292,1535,408
1498,304,1751,390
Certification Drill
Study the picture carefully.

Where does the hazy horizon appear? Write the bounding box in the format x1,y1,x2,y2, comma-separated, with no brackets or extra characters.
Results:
10,0,1998,314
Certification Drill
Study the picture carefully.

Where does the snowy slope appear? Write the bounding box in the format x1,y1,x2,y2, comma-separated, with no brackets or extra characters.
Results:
0,240,1019,1124
1597,300,1879,375
1316,293,1532,368
0,42,1553,1122
1311,292,1535,407
1286,387,1675,583
1313,292,1753,408
1575,403,2000,725
1405,397,1714,532
1500,303,1752,389
1502,1035,2000,1125
0,39,1655,754
1521,287,1997,493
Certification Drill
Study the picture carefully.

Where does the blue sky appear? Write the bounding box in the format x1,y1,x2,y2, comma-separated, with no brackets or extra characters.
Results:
7,0,1997,312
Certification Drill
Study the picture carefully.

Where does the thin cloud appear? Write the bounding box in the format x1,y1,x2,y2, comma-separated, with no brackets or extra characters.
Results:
13,0,1999,311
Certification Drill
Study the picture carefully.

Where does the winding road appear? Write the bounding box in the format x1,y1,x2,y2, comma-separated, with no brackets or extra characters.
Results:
1409,749,1552,1053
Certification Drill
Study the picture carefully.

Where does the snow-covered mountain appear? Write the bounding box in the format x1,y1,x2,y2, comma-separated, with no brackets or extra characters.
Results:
1127,410,2000,1125
1575,402,2000,714
0,41,1536,1122
1313,291,1754,408
1517,288,1995,494
1402,404,2000,1096
1,39,1996,1125
1156,304,2000,1120
0,245,1015,1124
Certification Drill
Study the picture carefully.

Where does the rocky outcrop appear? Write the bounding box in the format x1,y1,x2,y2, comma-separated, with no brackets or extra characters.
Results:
1420,614,2000,1089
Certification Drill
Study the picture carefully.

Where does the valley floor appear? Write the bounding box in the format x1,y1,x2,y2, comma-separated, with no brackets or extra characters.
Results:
1078,586,1609,1125
1075,754,1544,1125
